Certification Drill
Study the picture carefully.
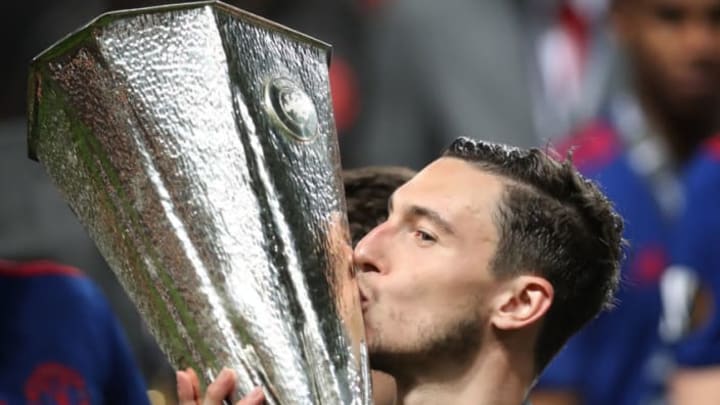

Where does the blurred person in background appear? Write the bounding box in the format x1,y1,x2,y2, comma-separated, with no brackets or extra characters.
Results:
344,0,618,170
640,1,720,403
532,0,720,404
0,259,150,404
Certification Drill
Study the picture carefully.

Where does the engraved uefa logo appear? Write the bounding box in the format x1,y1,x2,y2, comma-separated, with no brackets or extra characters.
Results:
264,77,320,142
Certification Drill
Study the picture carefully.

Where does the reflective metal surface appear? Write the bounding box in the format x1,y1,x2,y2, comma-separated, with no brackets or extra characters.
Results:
27,2,370,403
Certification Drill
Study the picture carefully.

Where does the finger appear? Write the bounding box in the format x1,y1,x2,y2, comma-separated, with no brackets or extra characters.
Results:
203,368,237,405
177,371,199,405
235,387,265,405
187,368,201,400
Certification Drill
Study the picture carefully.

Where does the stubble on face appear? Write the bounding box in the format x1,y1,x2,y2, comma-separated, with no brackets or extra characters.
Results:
366,294,486,374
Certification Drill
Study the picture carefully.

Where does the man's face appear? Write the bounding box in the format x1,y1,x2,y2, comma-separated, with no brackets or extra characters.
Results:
615,0,720,110
353,157,504,370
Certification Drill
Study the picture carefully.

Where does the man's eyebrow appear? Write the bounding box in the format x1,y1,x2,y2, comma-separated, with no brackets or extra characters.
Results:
388,193,456,236
408,205,456,236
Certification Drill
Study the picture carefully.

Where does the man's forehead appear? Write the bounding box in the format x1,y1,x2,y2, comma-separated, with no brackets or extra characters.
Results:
411,157,503,188
393,158,505,215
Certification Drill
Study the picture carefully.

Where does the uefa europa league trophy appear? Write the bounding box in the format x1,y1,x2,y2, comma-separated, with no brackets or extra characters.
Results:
27,2,371,403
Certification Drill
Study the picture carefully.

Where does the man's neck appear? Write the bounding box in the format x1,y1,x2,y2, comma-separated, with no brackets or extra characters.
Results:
391,343,534,405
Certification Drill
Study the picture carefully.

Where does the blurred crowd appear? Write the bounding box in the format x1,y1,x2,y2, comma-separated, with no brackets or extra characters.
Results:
1,0,720,404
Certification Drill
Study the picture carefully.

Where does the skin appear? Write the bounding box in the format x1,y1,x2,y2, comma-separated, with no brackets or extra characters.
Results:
179,157,555,405
176,368,265,405
669,367,720,405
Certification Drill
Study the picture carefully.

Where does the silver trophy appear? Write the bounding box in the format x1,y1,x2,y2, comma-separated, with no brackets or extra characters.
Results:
27,2,371,403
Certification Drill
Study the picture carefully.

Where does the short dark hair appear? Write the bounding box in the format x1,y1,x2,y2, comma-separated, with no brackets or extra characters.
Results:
442,137,624,373
343,166,416,245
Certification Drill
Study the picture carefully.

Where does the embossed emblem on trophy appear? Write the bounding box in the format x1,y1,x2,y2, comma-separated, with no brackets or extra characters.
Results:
27,1,371,403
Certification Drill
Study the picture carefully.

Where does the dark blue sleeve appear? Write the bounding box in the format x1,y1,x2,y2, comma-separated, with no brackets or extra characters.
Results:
93,290,151,405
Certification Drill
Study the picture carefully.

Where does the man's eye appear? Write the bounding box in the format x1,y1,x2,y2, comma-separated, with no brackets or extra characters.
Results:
414,230,436,243
654,6,684,24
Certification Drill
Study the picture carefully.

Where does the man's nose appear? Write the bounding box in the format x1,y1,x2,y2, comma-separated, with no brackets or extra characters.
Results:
353,222,388,274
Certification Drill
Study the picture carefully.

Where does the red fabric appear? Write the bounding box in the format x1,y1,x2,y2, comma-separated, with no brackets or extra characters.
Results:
0,260,82,278
329,56,360,134
632,244,668,284
704,133,720,161
556,120,621,170
559,2,589,71
25,363,90,405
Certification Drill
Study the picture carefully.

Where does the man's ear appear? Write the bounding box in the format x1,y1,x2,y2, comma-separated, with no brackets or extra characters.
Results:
491,276,554,331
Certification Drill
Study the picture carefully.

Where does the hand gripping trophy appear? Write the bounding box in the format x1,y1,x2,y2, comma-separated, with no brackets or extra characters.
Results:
27,2,371,403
